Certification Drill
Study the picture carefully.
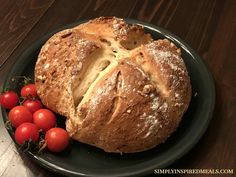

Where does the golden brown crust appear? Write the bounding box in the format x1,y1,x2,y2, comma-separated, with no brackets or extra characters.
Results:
35,17,191,153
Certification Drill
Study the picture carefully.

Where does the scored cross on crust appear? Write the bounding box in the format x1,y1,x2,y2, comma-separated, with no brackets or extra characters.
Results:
35,17,191,153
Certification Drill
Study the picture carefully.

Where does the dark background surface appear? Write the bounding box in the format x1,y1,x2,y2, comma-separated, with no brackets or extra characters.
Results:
0,0,235,177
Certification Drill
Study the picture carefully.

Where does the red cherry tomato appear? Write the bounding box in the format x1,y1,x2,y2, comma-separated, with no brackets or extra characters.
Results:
45,128,69,152
9,106,33,128
33,109,56,132
21,84,38,98
0,91,18,109
23,99,43,114
15,123,39,145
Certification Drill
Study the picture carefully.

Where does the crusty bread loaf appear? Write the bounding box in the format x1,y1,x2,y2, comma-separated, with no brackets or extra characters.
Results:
35,17,191,153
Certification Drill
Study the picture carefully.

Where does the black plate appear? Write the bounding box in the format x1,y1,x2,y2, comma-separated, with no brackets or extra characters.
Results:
1,19,215,177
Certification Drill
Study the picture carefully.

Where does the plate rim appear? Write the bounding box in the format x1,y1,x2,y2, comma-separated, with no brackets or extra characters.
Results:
1,18,215,177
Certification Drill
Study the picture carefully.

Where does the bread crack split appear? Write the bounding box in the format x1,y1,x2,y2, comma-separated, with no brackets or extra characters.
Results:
106,71,122,125
35,17,191,153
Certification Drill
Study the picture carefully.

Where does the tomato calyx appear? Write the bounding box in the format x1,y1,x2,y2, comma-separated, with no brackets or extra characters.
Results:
19,95,35,104
16,132,46,153
19,139,41,153
4,120,13,131
11,76,32,86
0,87,9,94
37,139,47,154
19,139,34,152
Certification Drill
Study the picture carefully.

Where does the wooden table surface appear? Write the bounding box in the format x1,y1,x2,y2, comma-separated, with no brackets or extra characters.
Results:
0,0,235,177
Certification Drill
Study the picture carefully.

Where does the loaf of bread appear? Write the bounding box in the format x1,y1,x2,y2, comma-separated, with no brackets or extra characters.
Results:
35,17,191,153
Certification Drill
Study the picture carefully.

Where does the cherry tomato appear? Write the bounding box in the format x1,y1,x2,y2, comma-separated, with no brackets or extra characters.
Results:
21,84,38,98
0,91,18,109
33,109,56,132
45,128,69,152
15,123,39,145
9,106,33,127
23,99,43,114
